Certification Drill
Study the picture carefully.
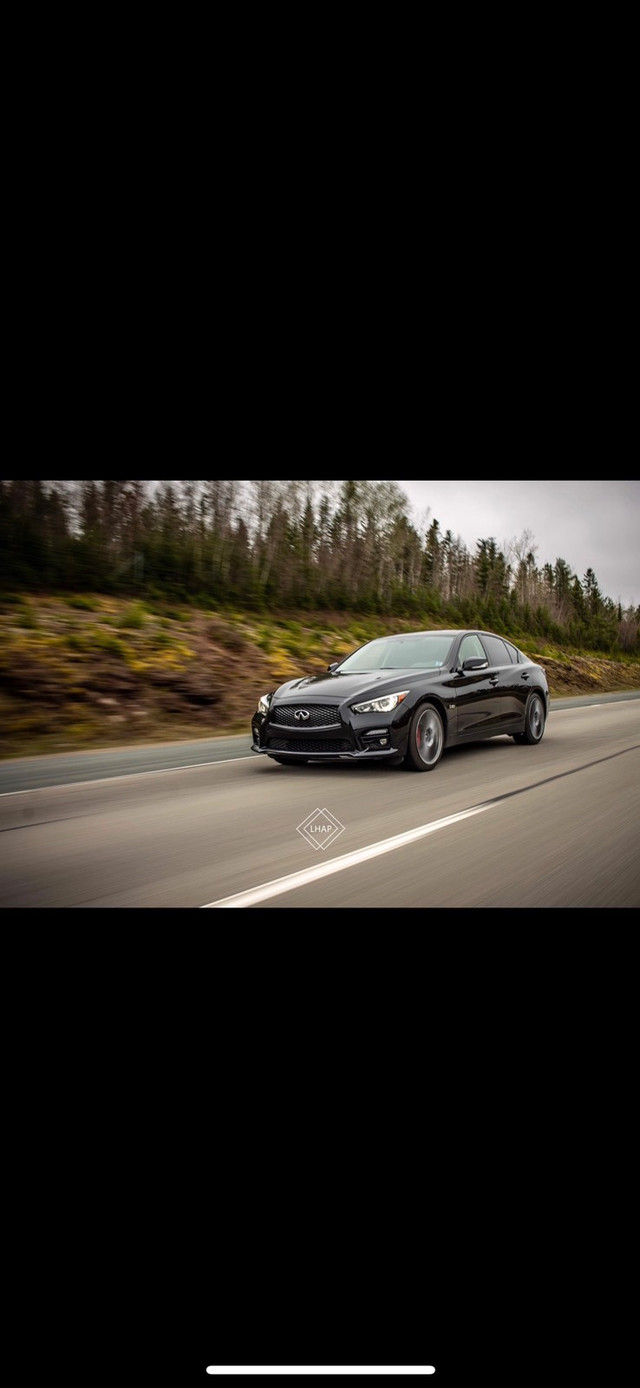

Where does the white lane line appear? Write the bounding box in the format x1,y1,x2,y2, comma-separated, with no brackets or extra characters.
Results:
206,1372,436,1377
0,756,251,797
201,804,492,908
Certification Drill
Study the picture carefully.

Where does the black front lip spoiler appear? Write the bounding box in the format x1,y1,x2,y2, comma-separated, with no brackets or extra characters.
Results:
251,743,401,760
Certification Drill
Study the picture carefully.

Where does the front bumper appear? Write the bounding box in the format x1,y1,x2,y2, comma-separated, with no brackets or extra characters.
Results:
251,712,409,760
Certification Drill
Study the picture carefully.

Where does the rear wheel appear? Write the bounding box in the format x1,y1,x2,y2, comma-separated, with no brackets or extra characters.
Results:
405,704,445,772
513,691,546,744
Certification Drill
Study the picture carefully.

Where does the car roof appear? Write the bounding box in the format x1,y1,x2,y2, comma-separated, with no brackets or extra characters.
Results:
384,629,467,639
383,629,516,640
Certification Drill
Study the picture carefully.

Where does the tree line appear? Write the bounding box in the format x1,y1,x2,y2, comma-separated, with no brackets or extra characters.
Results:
1,478,638,654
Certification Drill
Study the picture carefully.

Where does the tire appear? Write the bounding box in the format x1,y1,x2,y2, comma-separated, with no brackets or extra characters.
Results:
513,691,546,745
405,703,445,772
271,756,309,765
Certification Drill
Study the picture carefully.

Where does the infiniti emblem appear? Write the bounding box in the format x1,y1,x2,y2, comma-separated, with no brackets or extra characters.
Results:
294,709,310,721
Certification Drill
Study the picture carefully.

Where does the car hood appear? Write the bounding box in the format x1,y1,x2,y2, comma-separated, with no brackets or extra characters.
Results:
273,668,437,700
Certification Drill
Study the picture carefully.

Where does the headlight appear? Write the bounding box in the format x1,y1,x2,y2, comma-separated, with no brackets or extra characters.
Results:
351,691,409,714
257,692,273,714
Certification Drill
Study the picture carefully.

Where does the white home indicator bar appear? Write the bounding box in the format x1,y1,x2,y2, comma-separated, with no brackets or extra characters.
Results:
206,1371,435,1377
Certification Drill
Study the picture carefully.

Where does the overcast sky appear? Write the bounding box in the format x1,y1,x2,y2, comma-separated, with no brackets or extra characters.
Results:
395,479,639,610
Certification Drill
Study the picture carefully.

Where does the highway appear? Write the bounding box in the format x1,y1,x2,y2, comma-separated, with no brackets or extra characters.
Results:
1,692,639,908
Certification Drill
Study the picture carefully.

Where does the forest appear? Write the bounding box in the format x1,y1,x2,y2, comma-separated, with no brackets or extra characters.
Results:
1,478,638,656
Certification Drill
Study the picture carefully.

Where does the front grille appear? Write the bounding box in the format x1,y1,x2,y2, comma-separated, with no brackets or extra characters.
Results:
271,704,341,728
267,737,352,754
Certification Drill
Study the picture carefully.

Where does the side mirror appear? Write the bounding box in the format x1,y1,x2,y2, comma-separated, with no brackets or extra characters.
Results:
327,661,340,673
462,657,489,672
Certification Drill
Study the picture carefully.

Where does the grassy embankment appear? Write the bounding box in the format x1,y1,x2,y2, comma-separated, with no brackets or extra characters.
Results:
1,592,639,759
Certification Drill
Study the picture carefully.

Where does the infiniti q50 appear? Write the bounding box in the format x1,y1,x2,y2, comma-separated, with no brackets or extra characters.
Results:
251,628,550,772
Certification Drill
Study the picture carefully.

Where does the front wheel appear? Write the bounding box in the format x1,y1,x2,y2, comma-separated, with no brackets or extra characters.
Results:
513,691,546,745
405,704,445,772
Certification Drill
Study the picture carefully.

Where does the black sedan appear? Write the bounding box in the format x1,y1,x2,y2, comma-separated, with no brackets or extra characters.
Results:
251,628,550,772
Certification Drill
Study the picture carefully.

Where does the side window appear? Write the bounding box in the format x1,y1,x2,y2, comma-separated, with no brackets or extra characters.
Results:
459,634,487,664
480,634,511,666
503,641,519,664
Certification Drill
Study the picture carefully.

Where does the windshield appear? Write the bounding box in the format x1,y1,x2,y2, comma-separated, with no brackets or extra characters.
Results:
337,635,454,673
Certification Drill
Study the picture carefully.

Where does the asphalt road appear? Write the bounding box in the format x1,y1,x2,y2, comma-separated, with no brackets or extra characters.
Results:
1,691,639,908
